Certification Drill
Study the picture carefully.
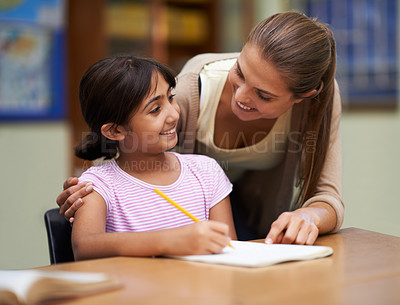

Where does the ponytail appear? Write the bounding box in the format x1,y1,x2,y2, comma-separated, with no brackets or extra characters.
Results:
295,25,336,208
74,131,118,161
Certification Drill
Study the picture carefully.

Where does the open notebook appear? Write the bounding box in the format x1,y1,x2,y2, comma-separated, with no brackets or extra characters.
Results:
0,270,121,305
170,240,333,268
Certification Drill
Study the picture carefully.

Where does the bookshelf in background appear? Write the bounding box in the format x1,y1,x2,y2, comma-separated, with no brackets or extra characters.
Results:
67,0,107,176
105,0,218,72
68,0,219,175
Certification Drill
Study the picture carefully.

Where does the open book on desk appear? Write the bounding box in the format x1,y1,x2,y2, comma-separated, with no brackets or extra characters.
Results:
0,270,121,305
170,240,333,268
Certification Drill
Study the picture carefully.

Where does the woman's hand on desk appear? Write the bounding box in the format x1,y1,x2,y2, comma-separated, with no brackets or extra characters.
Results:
264,202,336,245
56,177,93,221
265,209,319,245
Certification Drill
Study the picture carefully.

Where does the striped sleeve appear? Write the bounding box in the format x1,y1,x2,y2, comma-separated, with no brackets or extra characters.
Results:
78,165,113,212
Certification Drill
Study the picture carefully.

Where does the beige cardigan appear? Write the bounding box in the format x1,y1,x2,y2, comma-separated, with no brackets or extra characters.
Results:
175,53,344,238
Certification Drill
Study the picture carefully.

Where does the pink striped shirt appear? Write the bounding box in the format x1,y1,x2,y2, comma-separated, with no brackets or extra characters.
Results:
79,153,232,232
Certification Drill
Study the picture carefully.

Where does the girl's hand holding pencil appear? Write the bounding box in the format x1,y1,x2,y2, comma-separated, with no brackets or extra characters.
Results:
154,189,233,253
161,221,232,255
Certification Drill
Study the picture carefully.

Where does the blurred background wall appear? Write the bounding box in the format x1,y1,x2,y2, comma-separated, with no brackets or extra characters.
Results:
0,0,399,269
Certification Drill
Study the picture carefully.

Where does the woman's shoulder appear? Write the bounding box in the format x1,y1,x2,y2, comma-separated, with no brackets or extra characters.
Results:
179,53,240,76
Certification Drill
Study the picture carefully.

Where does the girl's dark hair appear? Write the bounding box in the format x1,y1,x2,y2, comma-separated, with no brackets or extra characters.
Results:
247,11,337,208
75,55,176,160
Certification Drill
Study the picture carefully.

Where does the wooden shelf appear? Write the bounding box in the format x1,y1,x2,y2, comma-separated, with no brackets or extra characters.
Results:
67,0,219,175
104,0,217,71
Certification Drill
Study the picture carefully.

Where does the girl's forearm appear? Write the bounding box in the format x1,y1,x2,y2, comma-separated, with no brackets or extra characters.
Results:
72,230,170,260
72,221,230,260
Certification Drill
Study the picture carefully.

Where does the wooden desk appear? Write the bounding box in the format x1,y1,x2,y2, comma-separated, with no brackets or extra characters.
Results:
38,228,400,305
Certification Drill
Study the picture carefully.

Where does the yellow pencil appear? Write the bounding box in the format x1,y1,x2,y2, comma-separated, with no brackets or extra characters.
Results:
154,188,233,248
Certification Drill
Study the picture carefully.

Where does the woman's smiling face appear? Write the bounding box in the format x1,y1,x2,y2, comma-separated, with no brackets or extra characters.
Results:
228,43,304,121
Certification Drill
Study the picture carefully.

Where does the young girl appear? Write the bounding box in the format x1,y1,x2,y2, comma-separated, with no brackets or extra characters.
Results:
71,55,236,260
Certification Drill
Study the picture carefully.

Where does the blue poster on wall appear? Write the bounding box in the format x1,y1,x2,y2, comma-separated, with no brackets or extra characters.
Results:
0,0,66,120
302,0,397,109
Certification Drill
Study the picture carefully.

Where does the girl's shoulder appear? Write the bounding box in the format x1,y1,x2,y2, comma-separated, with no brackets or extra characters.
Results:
78,159,118,184
82,159,115,173
172,152,222,172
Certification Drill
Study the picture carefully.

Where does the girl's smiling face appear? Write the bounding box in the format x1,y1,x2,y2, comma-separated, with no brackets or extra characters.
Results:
119,72,180,156
228,43,304,121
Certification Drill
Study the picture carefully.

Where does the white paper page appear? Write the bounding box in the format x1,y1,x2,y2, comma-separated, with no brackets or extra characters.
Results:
173,240,333,267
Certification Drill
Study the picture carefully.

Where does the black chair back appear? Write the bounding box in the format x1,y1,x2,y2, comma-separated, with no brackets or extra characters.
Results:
44,208,74,264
